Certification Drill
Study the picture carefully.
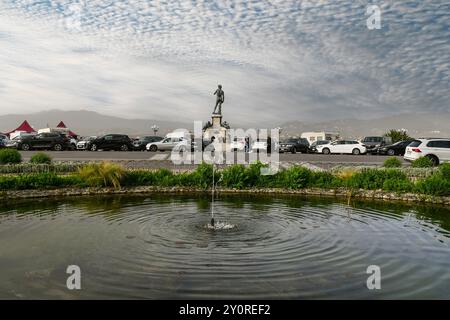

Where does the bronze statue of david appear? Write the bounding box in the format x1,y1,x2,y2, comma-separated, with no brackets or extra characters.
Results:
213,85,224,115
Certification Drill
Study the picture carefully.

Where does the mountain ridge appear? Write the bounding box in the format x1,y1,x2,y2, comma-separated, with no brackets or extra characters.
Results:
0,109,448,138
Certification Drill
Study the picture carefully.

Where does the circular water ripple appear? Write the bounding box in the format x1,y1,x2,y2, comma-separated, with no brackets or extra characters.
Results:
0,196,449,299
79,198,450,299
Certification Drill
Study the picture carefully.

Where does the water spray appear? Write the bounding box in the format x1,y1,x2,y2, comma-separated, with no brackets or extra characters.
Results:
211,160,215,227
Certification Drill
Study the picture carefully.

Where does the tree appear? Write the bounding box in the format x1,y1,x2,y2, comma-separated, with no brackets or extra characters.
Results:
384,129,412,143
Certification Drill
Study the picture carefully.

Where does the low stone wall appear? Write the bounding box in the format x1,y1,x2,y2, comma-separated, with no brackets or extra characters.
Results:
2,186,449,205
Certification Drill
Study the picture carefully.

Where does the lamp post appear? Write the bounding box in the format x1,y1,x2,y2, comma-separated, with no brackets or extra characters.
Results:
151,125,159,136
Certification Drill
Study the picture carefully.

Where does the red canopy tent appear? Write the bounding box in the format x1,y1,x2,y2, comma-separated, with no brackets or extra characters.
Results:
56,121,77,137
6,120,36,136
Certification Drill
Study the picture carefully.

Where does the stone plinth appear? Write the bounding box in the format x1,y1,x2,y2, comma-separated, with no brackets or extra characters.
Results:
203,113,229,144
211,114,222,127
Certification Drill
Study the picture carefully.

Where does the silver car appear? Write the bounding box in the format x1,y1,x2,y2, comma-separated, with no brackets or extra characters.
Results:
146,137,186,151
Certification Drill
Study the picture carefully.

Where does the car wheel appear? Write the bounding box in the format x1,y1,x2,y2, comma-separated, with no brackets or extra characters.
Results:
387,149,395,156
21,143,30,151
53,144,63,151
120,144,128,151
90,144,98,151
322,148,330,155
426,155,439,166
352,148,361,155
149,145,157,152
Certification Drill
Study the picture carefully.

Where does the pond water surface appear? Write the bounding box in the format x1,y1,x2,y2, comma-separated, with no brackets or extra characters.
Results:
0,195,449,299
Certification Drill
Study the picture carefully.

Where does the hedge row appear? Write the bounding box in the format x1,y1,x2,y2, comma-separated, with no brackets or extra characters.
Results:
0,162,448,196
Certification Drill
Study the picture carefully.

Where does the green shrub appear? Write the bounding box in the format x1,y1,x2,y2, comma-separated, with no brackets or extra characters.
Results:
191,163,213,189
414,174,450,196
411,157,434,168
221,165,249,189
153,168,175,187
311,171,343,188
439,163,450,180
276,166,311,189
30,152,52,164
77,162,125,188
0,149,22,164
0,173,82,190
346,168,408,190
382,178,414,192
383,157,402,168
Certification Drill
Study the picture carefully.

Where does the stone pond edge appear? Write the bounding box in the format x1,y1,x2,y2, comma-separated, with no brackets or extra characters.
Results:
1,186,449,205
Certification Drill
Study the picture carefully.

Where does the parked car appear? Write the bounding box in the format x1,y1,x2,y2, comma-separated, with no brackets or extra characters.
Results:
68,137,78,150
87,134,133,151
278,138,309,153
251,140,268,152
378,140,414,156
146,136,186,152
404,138,450,166
17,132,70,151
0,134,8,148
309,140,331,153
361,136,392,154
133,136,163,151
3,135,25,149
77,136,97,150
173,139,198,153
317,140,367,155
229,137,246,151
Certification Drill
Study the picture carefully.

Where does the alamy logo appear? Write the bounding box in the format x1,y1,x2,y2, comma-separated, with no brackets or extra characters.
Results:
366,265,381,290
66,265,81,290
366,5,382,30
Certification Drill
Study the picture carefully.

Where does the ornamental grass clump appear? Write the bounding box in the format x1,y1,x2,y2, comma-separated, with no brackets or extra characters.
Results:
77,162,125,189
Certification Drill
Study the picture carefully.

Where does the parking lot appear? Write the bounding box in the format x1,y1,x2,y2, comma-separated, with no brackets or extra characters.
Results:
18,150,408,168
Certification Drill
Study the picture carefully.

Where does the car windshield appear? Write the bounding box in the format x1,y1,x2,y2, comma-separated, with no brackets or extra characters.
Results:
282,139,297,143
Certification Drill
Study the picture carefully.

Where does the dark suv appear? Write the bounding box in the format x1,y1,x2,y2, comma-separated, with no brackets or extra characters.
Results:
361,136,392,154
17,133,70,151
278,138,310,153
133,136,163,151
87,134,133,151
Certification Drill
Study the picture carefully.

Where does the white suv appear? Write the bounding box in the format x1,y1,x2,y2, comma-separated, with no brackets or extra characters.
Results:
404,138,450,166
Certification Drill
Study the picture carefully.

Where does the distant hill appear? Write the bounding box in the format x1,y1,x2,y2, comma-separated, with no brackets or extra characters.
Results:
0,109,190,137
280,113,450,139
1,109,448,139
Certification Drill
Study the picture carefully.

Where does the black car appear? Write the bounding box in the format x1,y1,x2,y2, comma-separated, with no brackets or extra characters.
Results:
133,136,163,151
87,134,133,151
17,133,70,151
378,140,414,156
278,138,309,153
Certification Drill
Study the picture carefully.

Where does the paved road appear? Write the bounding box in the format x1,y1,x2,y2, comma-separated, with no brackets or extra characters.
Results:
19,150,407,166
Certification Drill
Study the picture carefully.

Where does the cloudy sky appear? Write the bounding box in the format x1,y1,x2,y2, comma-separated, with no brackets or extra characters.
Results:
0,0,448,126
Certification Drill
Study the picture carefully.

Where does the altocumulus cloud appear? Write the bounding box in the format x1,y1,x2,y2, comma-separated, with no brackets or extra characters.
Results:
0,0,448,126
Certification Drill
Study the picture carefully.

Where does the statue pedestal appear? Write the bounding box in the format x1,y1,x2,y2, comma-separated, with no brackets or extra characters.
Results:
203,113,228,144
211,114,222,127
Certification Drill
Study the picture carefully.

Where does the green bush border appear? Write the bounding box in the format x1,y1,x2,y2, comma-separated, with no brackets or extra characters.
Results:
0,162,448,196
